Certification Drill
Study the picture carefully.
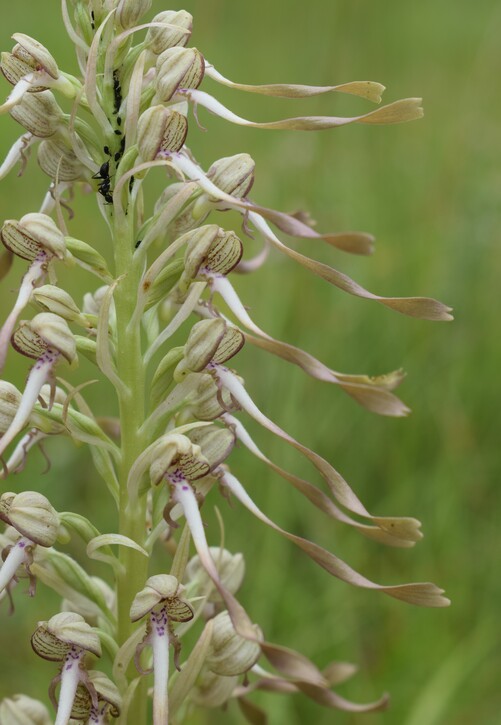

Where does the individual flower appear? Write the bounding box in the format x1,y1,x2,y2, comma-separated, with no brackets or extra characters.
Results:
0,491,59,599
130,574,194,724
31,612,102,725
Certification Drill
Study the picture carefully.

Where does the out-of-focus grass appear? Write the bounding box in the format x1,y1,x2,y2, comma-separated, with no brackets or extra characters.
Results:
0,1,500,723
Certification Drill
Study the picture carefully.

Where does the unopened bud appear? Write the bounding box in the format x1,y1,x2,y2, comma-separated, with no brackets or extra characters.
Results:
1,213,66,262
11,34,59,80
82,286,109,317
31,611,101,661
130,574,193,622
182,226,243,286
0,694,51,725
32,285,86,325
146,10,193,54
179,319,226,374
191,670,238,708
37,137,86,182
116,0,152,29
12,313,77,364
190,373,238,421
0,491,59,547
65,237,113,282
149,433,210,485
176,319,244,379
0,381,22,433
207,153,255,198
155,182,209,236
137,105,188,160
156,47,204,102
186,547,244,602
206,611,261,676
10,90,63,137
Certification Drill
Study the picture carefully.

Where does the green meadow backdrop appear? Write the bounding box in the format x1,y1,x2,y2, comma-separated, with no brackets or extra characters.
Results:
0,1,499,723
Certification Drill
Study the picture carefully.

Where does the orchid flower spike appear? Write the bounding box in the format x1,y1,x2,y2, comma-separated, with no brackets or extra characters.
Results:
0,213,68,373
130,575,194,724
0,313,77,459
31,612,102,725
0,490,59,599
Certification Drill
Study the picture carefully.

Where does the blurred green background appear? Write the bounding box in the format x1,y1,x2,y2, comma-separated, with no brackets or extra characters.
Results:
0,1,499,723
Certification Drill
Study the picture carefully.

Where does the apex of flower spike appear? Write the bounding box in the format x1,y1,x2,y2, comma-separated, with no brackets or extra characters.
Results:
206,610,262,676
116,0,152,29
12,312,77,364
186,547,245,603
207,153,255,198
137,105,188,161
0,694,51,725
1,213,67,262
0,381,22,433
155,47,205,102
146,10,193,54
130,574,194,622
0,491,59,547
31,612,101,661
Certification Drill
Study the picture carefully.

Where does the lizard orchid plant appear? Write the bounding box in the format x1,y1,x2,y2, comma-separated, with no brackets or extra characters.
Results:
0,1,451,723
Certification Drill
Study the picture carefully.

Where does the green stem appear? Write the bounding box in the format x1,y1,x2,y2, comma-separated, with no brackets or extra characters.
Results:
113,208,149,725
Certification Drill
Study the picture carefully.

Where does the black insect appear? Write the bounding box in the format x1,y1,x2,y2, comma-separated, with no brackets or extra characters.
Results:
93,159,113,204
113,70,122,115
91,10,95,30
135,239,142,249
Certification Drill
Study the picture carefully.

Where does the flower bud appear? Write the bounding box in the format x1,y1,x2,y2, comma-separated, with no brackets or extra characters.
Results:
31,612,101,661
12,313,77,364
116,0,152,29
190,373,238,421
180,319,226,373
155,47,205,102
137,105,188,160
10,90,63,137
149,434,210,485
1,213,66,262
71,670,121,721
206,611,261,676
11,34,59,80
65,237,113,282
82,285,109,316
191,670,238,708
0,491,59,547
182,225,243,285
37,137,86,182
155,182,208,236
146,10,193,54
207,153,255,198
186,547,245,602
61,576,116,624
0,381,22,433
130,574,194,622
32,285,86,325
0,694,51,725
